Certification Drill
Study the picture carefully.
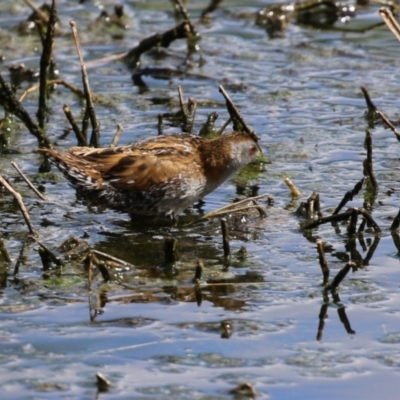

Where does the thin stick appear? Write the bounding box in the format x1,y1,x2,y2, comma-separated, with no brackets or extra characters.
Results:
37,0,57,129
196,205,266,222
34,239,64,266
163,236,178,265
218,85,261,150
158,114,164,135
177,85,187,122
193,259,203,283
91,249,136,269
0,175,36,236
379,7,400,42
358,208,381,232
70,21,100,148
347,208,358,236
376,110,400,142
365,129,373,163
333,178,364,215
216,117,232,136
360,86,377,114
199,112,219,137
316,240,330,285
191,194,269,223
221,218,230,258
0,233,11,263
14,236,30,276
252,199,267,217
184,98,197,133
0,74,51,148
326,262,354,291
87,253,93,291
110,124,124,147
87,253,93,320
317,303,328,341
363,158,379,192
303,207,380,233
173,0,198,36
23,0,49,24
63,105,87,146
96,372,112,392
19,79,112,106
391,207,400,230
201,0,224,18
284,177,301,197
11,162,47,201
125,21,190,67
303,210,352,230
85,52,127,68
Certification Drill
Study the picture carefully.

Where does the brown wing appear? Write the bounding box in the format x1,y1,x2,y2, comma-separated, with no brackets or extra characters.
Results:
68,135,202,192
103,151,191,191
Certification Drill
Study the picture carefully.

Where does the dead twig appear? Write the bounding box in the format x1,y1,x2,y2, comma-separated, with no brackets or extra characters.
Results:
37,0,57,129
390,207,400,230
303,207,380,233
347,208,358,236
221,218,230,259
199,112,219,137
96,372,112,392
363,158,378,192
163,236,178,265
193,259,203,283
303,209,353,230
360,86,400,141
19,79,113,106
177,86,197,133
11,162,47,201
23,0,48,21
13,236,31,276
34,239,65,267
380,7,400,42
90,249,136,270
219,85,261,151
172,0,198,37
333,178,364,215
0,74,51,148
190,194,270,223
284,177,301,197
70,21,100,148
325,262,355,291
376,110,400,142
361,86,377,120
0,233,11,263
201,0,224,19
125,21,191,67
357,208,381,232
316,240,330,285
0,175,37,236
110,124,124,147
63,104,87,146
216,117,232,136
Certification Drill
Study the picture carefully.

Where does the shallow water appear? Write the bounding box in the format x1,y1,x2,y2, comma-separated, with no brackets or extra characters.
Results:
1,0,400,398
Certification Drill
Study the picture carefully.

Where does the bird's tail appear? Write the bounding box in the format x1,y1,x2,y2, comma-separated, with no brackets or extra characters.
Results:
39,148,104,191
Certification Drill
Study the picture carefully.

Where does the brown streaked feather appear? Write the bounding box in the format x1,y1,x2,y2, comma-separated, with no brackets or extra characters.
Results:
62,135,203,192
103,152,197,192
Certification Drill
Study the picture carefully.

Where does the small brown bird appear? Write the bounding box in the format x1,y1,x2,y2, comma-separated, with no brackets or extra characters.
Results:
40,131,260,220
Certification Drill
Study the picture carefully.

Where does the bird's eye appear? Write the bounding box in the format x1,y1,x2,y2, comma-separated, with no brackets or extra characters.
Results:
249,146,257,155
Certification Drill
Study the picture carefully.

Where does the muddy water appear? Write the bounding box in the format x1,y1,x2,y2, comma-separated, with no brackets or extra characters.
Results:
1,1,400,399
